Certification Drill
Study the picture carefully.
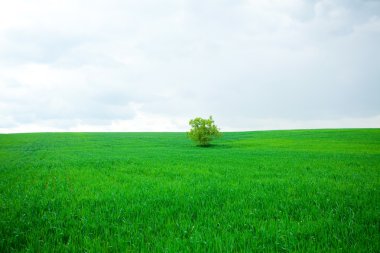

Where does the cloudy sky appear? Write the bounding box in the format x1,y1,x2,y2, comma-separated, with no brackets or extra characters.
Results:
1,0,379,132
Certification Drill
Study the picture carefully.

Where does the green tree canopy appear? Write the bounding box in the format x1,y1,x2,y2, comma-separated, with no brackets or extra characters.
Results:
187,116,221,147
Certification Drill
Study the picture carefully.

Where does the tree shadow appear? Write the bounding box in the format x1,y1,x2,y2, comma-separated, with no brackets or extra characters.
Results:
195,143,233,149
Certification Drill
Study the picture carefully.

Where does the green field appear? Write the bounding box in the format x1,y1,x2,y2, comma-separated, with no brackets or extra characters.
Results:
0,129,379,252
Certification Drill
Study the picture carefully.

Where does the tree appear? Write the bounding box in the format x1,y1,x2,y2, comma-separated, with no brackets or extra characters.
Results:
187,116,221,147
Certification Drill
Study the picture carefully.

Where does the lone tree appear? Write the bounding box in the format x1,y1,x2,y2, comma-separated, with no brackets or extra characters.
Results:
188,116,221,147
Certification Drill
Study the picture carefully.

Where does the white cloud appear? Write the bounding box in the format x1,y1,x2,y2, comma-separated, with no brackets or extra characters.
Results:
221,115,380,132
0,0,379,132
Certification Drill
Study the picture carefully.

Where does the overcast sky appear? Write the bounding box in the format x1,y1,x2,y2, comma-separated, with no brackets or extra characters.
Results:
1,0,379,132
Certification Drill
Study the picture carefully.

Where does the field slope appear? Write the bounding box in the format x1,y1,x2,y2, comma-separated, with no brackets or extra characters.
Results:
0,129,379,252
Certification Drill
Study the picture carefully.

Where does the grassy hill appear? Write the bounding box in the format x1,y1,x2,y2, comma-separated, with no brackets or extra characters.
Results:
0,129,379,252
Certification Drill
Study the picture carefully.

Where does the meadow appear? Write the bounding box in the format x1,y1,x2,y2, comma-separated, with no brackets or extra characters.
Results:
0,129,379,252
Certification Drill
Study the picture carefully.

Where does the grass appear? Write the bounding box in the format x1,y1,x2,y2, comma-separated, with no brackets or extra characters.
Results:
0,129,379,252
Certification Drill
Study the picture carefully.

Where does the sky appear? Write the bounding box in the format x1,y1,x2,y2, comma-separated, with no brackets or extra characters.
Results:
0,0,379,133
